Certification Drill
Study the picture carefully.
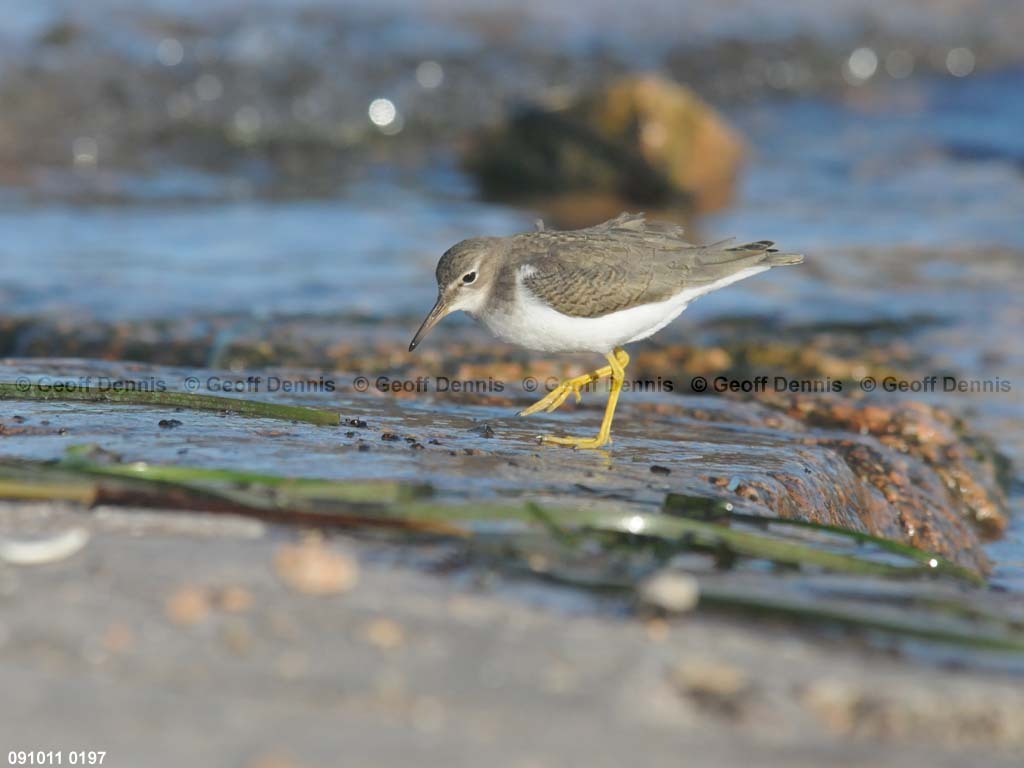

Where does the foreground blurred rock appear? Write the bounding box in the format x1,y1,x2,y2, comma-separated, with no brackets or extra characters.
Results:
465,76,745,212
4,499,1024,767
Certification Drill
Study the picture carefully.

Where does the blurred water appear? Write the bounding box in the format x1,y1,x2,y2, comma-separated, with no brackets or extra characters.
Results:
0,181,527,321
4,0,1024,52
715,71,1024,250
2,72,1022,323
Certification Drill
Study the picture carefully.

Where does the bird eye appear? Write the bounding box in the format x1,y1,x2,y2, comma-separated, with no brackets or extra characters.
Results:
462,271,477,284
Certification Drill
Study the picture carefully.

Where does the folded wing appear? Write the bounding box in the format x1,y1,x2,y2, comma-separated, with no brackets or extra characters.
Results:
520,214,802,318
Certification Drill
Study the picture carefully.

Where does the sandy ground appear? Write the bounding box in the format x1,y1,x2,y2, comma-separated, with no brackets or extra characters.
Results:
2,500,1023,768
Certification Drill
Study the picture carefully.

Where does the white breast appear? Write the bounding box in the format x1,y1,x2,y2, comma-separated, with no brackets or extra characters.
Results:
480,266,768,353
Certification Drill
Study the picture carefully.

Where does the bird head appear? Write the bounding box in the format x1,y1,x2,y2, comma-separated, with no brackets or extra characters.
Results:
409,237,499,351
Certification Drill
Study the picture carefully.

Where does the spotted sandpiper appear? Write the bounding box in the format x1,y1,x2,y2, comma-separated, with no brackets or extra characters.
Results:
410,212,803,449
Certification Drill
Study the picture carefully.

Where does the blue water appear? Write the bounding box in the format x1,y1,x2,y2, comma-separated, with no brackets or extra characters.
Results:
0,184,526,321
713,71,1024,249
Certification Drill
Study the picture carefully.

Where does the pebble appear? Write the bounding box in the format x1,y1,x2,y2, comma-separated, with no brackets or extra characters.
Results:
274,540,359,595
165,584,212,625
0,527,90,566
638,570,700,613
363,618,406,650
672,659,749,701
217,585,254,613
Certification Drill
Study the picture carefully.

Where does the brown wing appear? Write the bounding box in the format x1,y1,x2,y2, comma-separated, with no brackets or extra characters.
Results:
518,214,801,318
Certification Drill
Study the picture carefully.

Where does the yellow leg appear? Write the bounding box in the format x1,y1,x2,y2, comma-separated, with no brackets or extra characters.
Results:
519,348,628,417
538,347,629,449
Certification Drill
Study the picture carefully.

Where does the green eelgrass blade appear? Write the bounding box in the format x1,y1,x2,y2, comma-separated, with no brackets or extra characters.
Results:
0,453,985,585
696,585,1024,653
663,493,983,586
0,456,1012,652
0,381,339,426
58,446,431,503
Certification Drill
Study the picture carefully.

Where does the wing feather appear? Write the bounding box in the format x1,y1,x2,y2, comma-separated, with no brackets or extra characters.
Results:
515,214,802,318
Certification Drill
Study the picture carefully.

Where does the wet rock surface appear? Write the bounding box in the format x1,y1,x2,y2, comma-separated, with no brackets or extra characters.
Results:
2,240,1014,580
0,355,1007,575
2,500,1024,768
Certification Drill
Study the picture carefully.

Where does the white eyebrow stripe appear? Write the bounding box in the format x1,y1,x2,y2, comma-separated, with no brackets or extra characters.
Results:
518,264,538,279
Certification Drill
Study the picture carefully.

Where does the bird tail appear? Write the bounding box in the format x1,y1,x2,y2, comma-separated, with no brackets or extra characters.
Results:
730,240,804,266
767,252,804,266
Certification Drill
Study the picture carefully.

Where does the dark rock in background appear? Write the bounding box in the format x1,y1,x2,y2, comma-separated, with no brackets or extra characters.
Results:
465,76,745,211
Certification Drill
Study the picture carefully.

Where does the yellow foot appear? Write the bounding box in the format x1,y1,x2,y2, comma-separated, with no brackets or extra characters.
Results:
538,433,611,450
523,348,629,449
519,371,603,417
520,349,630,418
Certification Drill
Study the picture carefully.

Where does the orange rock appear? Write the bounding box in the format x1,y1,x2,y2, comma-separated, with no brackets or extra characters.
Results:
218,585,255,613
165,585,212,626
465,74,745,212
274,539,359,596
589,76,746,212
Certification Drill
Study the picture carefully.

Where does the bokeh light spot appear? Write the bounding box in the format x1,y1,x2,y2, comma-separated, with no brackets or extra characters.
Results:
844,47,878,84
368,98,397,127
156,38,184,67
416,61,444,89
946,47,975,77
